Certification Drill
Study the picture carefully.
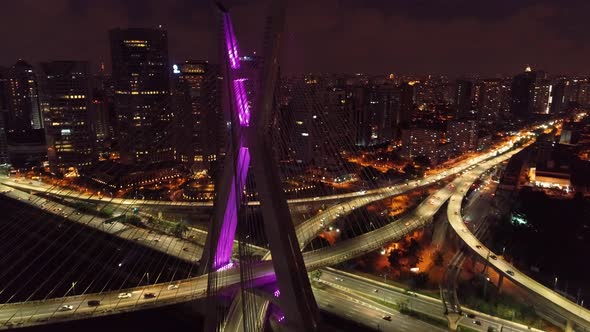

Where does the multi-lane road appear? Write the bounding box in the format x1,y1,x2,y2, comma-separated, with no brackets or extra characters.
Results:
0,138,529,330
447,151,590,331
319,268,543,332
0,122,557,330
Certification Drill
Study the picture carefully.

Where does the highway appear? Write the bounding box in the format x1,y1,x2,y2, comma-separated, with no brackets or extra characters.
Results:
319,268,543,332
447,151,590,331
0,138,528,330
0,122,556,329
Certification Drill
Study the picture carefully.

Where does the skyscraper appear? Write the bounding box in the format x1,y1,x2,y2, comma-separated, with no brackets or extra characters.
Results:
398,82,415,126
40,61,95,173
354,84,399,147
3,60,43,133
510,67,537,118
455,79,473,119
171,61,222,171
110,27,173,164
532,77,552,115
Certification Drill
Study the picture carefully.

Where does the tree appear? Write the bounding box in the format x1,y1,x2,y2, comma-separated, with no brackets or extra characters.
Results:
172,222,189,238
403,163,416,177
311,270,322,280
360,166,380,186
412,272,429,288
413,155,431,168
407,238,421,256
384,168,402,181
433,250,444,267
388,249,402,269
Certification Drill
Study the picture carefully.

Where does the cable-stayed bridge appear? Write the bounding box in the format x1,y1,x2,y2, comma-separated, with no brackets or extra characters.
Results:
0,1,587,331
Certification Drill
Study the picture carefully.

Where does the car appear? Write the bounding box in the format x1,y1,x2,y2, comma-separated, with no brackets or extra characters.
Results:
335,277,344,282
87,300,101,307
382,315,392,321
118,292,132,299
476,245,482,249
490,255,497,260
473,320,482,326
58,304,74,311
404,222,410,227
506,270,515,276
167,284,179,290
466,313,476,319
143,293,156,299
374,289,378,293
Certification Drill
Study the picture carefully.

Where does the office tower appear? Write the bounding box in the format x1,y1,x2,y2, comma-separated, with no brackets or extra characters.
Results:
110,27,173,164
455,79,473,119
3,60,43,133
477,79,502,124
89,63,113,145
447,120,478,155
40,61,95,173
510,67,537,118
171,61,222,171
90,89,111,143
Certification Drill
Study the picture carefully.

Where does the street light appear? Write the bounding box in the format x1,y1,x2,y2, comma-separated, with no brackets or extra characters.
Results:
554,277,558,290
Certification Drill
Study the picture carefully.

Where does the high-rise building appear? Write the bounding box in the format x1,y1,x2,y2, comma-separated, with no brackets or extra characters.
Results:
401,128,442,164
289,77,321,164
510,67,537,118
455,79,473,119
354,84,399,147
532,78,552,114
2,60,43,133
110,27,173,164
171,61,222,171
0,78,9,165
550,79,567,114
447,120,478,155
398,82,415,126
40,61,95,173
477,79,502,124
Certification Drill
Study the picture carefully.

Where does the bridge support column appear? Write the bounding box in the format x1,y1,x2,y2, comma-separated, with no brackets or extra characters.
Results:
497,274,504,294
445,312,463,331
564,319,573,332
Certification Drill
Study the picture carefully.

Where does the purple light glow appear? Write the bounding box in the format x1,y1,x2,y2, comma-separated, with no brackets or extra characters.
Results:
223,13,240,69
233,79,250,126
273,289,281,298
217,262,235,271
214,147,250,269
278,315,285,323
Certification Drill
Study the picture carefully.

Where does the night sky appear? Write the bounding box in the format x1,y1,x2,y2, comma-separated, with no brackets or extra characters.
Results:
1,0,589,76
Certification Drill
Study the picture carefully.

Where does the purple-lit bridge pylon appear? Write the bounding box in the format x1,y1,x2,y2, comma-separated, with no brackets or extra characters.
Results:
199,2,320,331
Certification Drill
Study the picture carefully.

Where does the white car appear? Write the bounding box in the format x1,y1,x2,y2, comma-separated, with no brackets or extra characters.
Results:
167,284,179,290
58,304,74,311
118,292,132,299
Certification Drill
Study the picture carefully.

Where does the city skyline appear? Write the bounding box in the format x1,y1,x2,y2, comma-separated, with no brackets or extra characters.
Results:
1,0,590,76
1,2,590,332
